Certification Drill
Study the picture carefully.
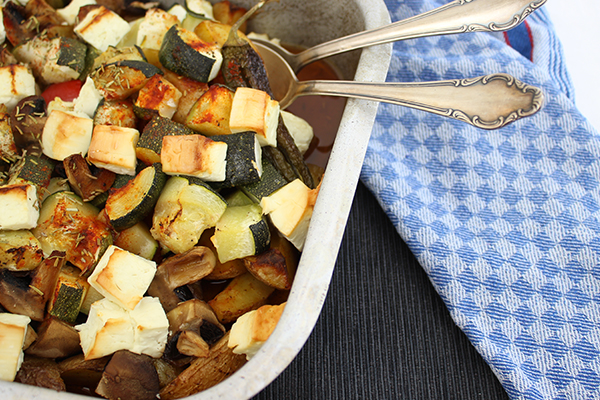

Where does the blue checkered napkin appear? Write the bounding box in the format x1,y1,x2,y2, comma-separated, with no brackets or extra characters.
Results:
360,1,600,399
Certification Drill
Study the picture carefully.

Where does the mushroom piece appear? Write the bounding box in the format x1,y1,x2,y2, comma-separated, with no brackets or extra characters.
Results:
10,96,47,148
166,299,226,346
147,246,216,311
177,330,210,358
0,252,64,321
63,154,116,202
26,317,81,359
58,354,110,392
15,355,66,392
95,350,160,400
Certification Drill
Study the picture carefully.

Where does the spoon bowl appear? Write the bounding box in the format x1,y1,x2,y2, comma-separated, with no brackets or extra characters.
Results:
254,42,544,130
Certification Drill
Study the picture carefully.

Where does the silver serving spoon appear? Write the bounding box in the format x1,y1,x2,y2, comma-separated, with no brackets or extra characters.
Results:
254,0,547,73
255,42,544,130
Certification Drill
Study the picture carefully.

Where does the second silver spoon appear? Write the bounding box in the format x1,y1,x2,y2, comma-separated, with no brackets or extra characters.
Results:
254,0,547,73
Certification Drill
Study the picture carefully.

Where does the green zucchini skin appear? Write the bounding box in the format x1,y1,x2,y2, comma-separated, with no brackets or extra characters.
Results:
159,25,220,83
136,116,194,165
241,158,287,203
106,163,167,231
250,218,270,255
108,60,163,78
9,154,55,188
57,37,87,77
211,132,261,189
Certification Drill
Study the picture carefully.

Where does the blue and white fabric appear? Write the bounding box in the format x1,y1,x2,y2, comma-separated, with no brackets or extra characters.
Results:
361,1,600,399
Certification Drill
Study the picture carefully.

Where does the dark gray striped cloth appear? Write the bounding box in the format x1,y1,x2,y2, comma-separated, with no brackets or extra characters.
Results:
254,182,508,399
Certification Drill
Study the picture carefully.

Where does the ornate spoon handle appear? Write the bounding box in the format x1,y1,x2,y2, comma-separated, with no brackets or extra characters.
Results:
294,0,547,70
290,74,544,130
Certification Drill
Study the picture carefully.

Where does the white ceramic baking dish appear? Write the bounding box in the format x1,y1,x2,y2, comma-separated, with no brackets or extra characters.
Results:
0,0,392,398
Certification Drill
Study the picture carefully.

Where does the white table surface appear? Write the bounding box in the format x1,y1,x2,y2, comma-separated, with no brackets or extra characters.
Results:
544,1,600,131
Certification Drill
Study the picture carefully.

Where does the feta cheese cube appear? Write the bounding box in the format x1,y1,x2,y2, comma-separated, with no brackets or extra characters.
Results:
74,77,103,118
87,125,140,176
229,87,280,147
136,8,179,51
228,303,285,360
260,179,319,251
161,134,228,182
76,298,135,360
129,297,169,358
74,6,131,52
88,245,157,310
0,65,36,112
57,0,97,25
281,110,314,154
0,184,39,230
0,313,31,381
42,110,94,161
76,296,169,360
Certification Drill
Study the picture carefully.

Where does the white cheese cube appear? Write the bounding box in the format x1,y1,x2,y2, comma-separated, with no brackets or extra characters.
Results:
0,65,36,112
74,6,131,52
0,9,5,45
229,87,280,147
281,110,314,154
0,313,30,381
76,298,135,360
0,184,39,231
42,110,94,161
136,8,180,51
228,303,285,360
87,125,140,176
168,4,188,23
74,77,103,118
161,134,228,182
260,179,319,251
88,245,157,310
57,0,97,25
129,297,169,358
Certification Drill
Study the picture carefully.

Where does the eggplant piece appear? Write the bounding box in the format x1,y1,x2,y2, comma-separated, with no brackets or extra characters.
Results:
2,2,35,47
148,246,216,311
158,332,246,400
59,354,110,392
26,317,81,358
63,154,116,202
15,355,66,392
95,350,160,400
10,95,47,148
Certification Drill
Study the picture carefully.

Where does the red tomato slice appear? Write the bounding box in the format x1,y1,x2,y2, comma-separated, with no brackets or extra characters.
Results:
41,80,84,104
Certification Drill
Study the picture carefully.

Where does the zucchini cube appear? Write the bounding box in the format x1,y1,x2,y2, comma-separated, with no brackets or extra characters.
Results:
88,245,157,310
0,184,39,231
0,313,31,381
161,134,228,182
135,74,182,119
74,6,131,52
0,65,36,112
41,110,94,161
88,125,140,176
260,179,319,251
229,87,280,147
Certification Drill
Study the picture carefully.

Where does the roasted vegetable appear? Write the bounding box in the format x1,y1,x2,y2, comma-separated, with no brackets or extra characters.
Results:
134,74,182,120
10,96,47,148
0,230,44,271
95,350,160,400
184,84,234,136
136,116,194,165
208,272,275,324
159,25,223,83
90,60,163,101
105,163,166,230
26,317,81,358
15,355,66,391
47,264,89,323
158,332,246,400
63,153,116,202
